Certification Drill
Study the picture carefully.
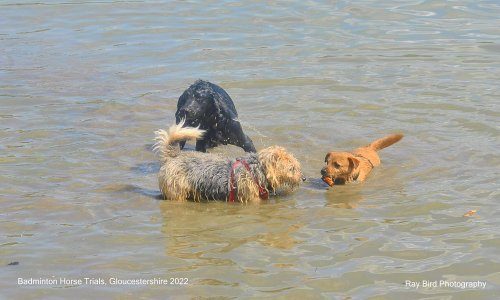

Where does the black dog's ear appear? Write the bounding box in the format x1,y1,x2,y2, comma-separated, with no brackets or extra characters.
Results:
324,153,331,163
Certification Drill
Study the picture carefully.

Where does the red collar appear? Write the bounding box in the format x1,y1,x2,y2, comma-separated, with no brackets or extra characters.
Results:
228,159,269,202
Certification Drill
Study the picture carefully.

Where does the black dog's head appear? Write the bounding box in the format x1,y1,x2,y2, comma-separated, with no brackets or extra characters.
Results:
174,80,255,153
175,96,214,128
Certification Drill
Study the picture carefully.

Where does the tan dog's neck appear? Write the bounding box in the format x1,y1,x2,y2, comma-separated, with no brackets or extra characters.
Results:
350,153,375,182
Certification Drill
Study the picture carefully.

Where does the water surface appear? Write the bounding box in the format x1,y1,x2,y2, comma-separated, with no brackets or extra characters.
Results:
1,0,499,299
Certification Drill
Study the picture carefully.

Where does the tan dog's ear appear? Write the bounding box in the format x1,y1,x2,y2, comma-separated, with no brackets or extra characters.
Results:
347,157,360,170
324,153,331,163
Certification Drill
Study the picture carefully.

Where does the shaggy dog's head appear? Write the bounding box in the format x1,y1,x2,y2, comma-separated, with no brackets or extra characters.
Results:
258,146,305,193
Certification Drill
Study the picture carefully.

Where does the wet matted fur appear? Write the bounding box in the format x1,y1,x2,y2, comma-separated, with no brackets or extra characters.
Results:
175,79,256,153
154,121,304,203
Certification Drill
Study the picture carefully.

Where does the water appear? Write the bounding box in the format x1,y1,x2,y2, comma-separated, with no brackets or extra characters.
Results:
1,1,499,299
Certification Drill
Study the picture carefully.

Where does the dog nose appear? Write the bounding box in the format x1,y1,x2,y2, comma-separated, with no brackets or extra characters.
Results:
320,168,326,176
302,176,306,182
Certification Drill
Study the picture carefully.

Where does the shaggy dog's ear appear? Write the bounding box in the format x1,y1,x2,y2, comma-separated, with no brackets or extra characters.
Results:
324,153,331,163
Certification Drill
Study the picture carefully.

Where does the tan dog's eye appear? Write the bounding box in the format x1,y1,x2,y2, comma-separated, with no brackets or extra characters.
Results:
333,162,341,169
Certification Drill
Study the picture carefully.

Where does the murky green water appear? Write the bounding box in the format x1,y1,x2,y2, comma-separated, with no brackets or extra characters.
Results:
1,1,499,299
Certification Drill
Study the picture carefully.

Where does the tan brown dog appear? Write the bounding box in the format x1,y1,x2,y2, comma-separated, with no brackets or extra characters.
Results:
321,134,403,186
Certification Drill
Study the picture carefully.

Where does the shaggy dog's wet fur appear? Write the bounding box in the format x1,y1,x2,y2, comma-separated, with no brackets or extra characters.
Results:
175,79,256,153
154,121,304,203
321,134,403,186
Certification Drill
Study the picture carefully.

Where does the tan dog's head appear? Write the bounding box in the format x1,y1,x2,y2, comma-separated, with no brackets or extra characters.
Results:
321,152,360,186
258,146,305,193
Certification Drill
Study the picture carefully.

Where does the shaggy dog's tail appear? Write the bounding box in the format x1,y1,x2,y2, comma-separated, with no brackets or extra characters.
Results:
368,133,404,152
153,120,205,162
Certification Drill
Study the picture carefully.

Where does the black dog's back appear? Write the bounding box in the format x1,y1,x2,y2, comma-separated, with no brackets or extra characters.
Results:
175,80,256,153
177,80,237,118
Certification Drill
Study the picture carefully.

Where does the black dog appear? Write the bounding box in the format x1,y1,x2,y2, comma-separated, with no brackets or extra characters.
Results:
175,80,256,153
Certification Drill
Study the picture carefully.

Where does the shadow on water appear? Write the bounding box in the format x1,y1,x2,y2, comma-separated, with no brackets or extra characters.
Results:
130,162,160,174
118,184,163,200
303,177,330,190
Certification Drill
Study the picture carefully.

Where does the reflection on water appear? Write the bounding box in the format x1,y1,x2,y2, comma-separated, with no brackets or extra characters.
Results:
1,0,499,298
324,185,366,209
